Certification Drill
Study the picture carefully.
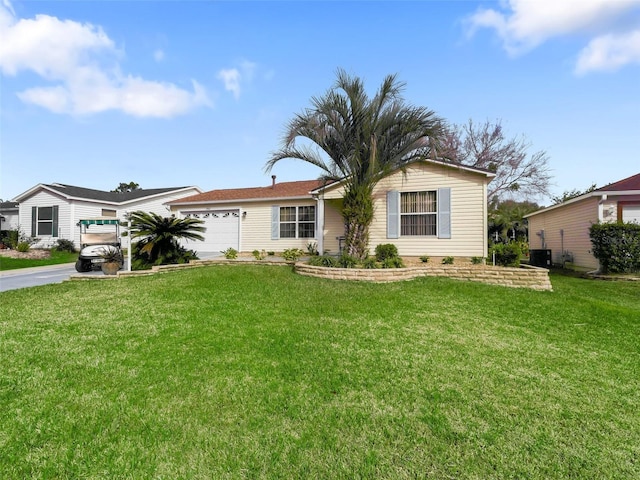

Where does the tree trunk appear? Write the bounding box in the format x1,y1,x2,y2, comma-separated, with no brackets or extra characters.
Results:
341,184,374,260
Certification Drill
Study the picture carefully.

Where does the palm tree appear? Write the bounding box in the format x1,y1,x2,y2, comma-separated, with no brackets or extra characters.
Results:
128,211,205,265
266,69,444,259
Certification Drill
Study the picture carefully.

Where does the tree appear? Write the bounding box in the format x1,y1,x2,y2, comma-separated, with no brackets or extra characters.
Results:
112,182,141,193
488,199,539,243
439,119,552,202
266,69,445,259
128,211,206,268
550,183,597,205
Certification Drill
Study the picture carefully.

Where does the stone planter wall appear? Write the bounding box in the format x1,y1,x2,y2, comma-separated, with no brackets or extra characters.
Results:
295,263,553,291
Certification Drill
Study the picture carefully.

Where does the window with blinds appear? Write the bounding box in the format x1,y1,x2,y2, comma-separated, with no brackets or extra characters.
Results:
400,191,437,236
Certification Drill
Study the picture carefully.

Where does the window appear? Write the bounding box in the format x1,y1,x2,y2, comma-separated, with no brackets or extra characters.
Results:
401,191,436,236
102,209,117,217
278,205,316,239
31,205,59,237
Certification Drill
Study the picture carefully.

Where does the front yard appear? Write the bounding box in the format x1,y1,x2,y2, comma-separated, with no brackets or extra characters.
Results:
1,266,638,478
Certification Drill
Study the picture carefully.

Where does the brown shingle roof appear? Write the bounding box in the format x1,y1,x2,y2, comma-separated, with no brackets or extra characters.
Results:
595,173,640,192
170,179,328,204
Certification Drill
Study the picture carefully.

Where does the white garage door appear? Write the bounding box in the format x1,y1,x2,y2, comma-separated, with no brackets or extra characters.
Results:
622,205,640,224
184,210,239,252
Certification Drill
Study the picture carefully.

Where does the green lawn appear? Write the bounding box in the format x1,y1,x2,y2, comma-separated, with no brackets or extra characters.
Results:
1,266,638,479
0,250,77,270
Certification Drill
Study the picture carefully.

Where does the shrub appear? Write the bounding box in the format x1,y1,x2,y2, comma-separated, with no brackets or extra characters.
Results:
381,257,404,268
132,241,198,270
0,230,18,248
488,243,521,267
16,241,31,252
308,255,338,267
471,256,484,265
361,257,379,269
54,238,76,252
375,243,399,262
282,248,304,263
306,242,319,256
221,247,238,259
252,249,267,260
589,222,640,273
419,255,430,263
267,251,275,256
442,256,454,265
338,254,359,268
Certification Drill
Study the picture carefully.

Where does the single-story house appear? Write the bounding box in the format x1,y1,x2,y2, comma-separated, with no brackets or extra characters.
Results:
169,159,495,258
12,183,202,249
525,172,640,270
0,201,19,231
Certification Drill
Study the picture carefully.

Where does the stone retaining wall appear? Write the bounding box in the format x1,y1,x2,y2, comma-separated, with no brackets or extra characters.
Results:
295,263,553,291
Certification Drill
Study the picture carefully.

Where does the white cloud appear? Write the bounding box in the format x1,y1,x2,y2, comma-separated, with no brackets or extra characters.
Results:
217,60,258,99
0,2,210,117
576,30,640,75
465,0,640,73
217,68,241,99
153,49,165,62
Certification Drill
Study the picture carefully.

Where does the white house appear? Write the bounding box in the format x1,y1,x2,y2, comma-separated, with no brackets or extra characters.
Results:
13,183,202,249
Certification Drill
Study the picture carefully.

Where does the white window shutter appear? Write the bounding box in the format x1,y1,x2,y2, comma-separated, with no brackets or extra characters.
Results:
438,188,451,239
387,190,400,239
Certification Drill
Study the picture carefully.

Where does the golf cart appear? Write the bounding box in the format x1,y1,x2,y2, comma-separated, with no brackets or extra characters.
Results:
75,218,123,272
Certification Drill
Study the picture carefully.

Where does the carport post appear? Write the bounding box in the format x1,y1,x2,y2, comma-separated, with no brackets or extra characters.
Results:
125,211,132,272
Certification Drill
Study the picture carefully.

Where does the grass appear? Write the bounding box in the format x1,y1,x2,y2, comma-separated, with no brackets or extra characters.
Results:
1,265,638,478
0,250,77,271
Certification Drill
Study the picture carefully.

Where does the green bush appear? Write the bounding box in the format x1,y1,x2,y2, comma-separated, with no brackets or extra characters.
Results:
132,241,199,270
306,242,319,256
361,257,380,269
54,238,76,252
338,254,359,268
589,222,640,273
282,248,304,262
375,243,399,262
442,256,454,265
419,255,430,263
252,249,267,260
381,257,404,268
488,243,521,267
0,230,18,248
308,255,338,267
221,247,238,259
471,256,484,265
16,241,31,252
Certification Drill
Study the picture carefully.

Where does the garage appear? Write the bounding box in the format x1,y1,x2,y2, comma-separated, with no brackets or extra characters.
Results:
184,210,240,252
622,205,640,224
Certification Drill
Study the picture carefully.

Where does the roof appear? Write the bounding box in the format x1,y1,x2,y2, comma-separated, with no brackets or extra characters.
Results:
0,201,19,211
13,183,200,204
170,179,329,205
595,173,640,193
526,171,640,218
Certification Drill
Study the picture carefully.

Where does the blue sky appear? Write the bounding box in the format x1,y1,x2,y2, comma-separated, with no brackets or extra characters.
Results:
1,0,639,205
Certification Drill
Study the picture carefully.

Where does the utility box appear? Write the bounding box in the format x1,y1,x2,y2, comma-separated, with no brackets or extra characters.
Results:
529,249,552,268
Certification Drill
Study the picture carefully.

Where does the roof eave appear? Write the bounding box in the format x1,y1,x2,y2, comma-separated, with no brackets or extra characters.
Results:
170,194,314,207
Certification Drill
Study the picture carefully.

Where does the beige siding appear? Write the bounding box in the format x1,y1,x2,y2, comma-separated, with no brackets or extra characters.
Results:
172,199,320,253
322,162,489,257
527,197,599,270
322,200,344,254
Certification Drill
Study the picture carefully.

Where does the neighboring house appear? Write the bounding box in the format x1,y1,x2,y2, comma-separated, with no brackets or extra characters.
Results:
168,160,495,258
0,201,19,231
12,183,202,249
525,172,640,270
